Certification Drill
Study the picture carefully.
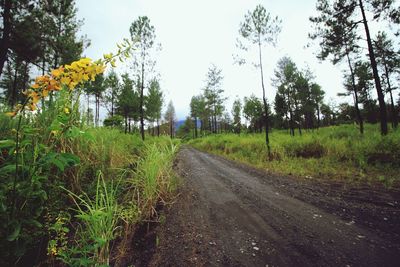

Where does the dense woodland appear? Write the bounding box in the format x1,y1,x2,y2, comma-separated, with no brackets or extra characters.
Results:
0,0,399,266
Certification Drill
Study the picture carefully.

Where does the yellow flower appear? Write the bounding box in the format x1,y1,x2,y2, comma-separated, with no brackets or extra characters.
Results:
60,76,71,85
51,130,58,136
64,107,70,114
5,112,16,117
29,91,40,104
42,89,49,97
51,67,64,78
29,103,37,111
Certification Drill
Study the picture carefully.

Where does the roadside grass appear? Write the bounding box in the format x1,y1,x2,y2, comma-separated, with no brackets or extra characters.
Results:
1,100,181,265
188,124,400,187
60,130,180,266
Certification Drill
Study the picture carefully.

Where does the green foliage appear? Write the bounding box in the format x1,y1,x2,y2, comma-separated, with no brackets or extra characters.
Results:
125,140,179,219
103,115,124,128
189,124,400,186
60,172,120,266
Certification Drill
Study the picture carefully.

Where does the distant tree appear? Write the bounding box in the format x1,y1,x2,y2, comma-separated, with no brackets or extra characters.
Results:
145,78,163,136
196,95,208,136
86,74,106,127
231,97,242,134
337,102,357,124
176,116,193,140
272,57,298,136
104,70,120,117
320,103,334,126
164,100,176,139
243,94,263,133
130,16,156,141
374,31,399,129
274,85,289,129
203,65,225,134
310,83,325,129
190,95,202,138
103,115,123,128
117,74,139,133
0,53,30,107
237,4,282,152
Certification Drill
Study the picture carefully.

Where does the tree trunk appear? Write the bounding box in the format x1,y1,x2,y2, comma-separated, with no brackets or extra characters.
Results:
287,90,295,136
140,62,145,141
346,52,364,134
194,117,198,138
124,115,128,134
10,59,20,108
383,63,397,129
258,42,270,155
359,0,388,135
157,118,160,137
0,0,12,79
317,103,320,129
170,120,173,139
87,94,90,125
111,92,114,117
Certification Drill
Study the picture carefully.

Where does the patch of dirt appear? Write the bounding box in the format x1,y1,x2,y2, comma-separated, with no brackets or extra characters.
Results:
129,146,400,266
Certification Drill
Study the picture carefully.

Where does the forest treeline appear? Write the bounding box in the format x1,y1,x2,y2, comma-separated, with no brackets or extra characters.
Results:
0,1,175,141
178,1,400,142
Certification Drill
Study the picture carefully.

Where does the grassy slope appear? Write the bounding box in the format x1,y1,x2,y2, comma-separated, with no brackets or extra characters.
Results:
188,124,400,187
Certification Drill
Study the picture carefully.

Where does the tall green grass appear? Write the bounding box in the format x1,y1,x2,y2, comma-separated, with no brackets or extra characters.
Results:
126,141,179,219
61,171,120,266
189,124,400,186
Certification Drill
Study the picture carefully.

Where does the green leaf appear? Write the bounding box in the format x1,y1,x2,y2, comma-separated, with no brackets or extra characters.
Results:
0,164,17,174
27,219,42,228
0,139,15,148
51,158,65,172
7,223,21,241
60,153,80,165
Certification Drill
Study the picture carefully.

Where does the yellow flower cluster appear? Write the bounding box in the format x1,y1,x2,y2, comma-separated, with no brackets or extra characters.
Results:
25,58,106,112
5,39,132,117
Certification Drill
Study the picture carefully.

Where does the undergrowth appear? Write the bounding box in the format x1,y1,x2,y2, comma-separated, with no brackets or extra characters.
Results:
188,124,400,187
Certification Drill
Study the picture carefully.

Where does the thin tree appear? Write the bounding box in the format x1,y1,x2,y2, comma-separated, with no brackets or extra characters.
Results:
203,65,225,134
190,95,202,138
164,100,176,139
232,97,242,135
237,4,282,153
374,31,399,129
146,78,163,136
129,16,156,141
104,70,120,117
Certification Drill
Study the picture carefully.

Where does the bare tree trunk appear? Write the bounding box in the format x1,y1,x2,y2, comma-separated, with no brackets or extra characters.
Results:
140,62,145,140
170,120,173,139
0,0,12,79
157,118,160,137
87,94,90,125
10,59,20,108
258,42,270,155
383,63,397,129
359,0,387,135
194,117,198,138
346,52,364,134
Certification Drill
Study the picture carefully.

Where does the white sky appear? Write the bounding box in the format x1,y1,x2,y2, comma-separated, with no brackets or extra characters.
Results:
76,0,347,120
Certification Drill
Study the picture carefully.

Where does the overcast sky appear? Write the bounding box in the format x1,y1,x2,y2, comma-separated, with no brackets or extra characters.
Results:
76,0,347,120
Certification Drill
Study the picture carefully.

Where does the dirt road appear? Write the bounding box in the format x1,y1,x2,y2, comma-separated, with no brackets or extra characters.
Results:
145,147,400,266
